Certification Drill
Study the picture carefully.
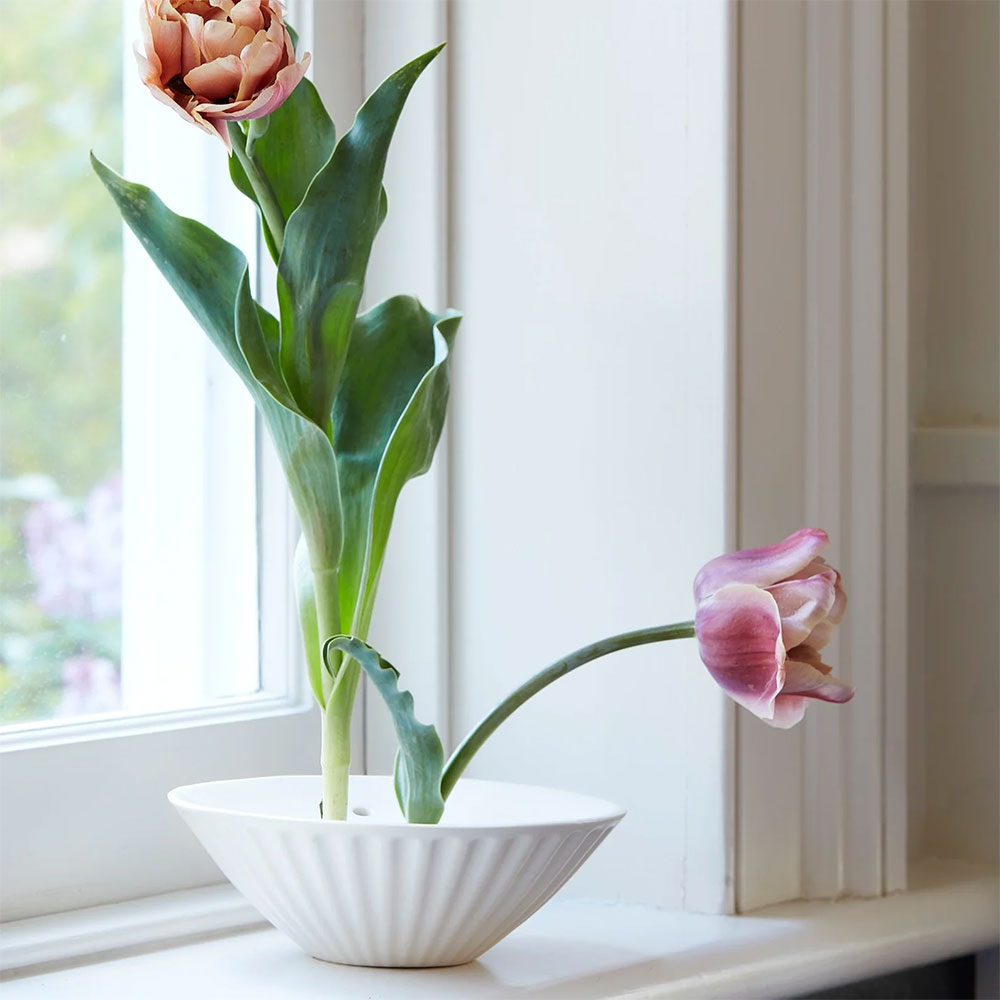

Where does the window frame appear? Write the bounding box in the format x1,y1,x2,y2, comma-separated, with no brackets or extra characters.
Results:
0,0,320,922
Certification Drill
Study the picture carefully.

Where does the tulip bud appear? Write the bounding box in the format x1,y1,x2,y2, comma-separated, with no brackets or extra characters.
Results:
693,528,854,728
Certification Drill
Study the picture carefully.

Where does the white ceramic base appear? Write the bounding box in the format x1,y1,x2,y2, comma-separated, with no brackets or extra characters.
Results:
168,775,624,968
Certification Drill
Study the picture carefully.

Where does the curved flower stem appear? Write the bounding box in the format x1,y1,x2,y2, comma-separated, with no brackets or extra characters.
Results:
440,620,696,801
227,121,285,254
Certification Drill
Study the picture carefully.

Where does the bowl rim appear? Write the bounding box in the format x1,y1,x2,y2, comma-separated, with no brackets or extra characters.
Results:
168,774,627,834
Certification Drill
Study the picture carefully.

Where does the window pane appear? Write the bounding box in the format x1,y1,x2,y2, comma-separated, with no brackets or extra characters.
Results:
0,2,263,728
0,0,124,723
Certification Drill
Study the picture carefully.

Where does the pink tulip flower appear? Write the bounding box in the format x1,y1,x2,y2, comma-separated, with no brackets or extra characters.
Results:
694,528,853,728
136,0,310,145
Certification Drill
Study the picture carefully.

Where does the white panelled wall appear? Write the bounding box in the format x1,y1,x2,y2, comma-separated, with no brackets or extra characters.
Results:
445,0,732,911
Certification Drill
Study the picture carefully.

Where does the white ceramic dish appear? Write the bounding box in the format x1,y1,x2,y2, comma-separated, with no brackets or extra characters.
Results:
169,774,625,968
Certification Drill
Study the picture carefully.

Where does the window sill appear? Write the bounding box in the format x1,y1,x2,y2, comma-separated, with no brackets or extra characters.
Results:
2,860,996,999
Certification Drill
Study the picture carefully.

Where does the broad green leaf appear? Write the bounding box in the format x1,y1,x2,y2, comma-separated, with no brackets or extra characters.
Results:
91,155,343,576
93,154,250,379
331,297,459,631
228,78,336,259
276,44,445,428
325,636,444,824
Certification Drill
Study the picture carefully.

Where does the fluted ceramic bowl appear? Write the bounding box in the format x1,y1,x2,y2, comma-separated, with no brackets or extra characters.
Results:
169,774,625,968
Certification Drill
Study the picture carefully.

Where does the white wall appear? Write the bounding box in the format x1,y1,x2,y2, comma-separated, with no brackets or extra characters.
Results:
445,0,731,909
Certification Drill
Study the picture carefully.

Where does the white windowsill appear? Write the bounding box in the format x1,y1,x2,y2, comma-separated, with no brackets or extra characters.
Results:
1,860,996,999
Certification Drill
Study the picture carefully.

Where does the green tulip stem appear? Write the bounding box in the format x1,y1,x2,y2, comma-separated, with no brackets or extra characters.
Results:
439,620,696,801
321,659,360,820
228,121,285,253
312,565,355,818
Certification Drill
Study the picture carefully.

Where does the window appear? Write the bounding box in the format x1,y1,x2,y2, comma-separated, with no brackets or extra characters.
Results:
1,0,125,725
0,0,316,921
0,0,265,732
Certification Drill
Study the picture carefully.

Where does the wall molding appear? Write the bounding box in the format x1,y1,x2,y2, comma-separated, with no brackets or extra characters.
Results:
737,0,908,908
883,0,911,897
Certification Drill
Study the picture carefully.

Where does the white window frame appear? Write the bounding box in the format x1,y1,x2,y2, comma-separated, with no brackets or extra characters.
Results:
0,0,320,922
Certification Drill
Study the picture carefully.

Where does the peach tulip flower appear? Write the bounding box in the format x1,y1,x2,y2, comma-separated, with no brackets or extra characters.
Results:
137,0,310,145
694,528,853,728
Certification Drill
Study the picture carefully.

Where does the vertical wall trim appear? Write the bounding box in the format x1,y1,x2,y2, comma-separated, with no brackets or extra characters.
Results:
739,0,905,906
882,0,910,895
729,0,745,915
802,0,849,901
800,0,897,900
844,0,886,897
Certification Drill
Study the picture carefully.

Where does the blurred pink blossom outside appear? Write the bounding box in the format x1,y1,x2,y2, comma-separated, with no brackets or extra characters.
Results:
56,654,122,717
21,473,123,714
22,473,122,621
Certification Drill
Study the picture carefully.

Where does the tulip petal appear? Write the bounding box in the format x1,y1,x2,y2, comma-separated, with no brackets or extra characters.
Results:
827,572,847,625
139,76,219,139
202,19,255,60
197,0,232,16
195,98,253,115
693,528,829,602
184,54,244,101
235,31,282,102
695,583,785,720
208,53,309,120
782,659,855,703
230,0,264,30
149,16,183,84
786,556,829,580
767,694,808,729
788,643,832,673
180,14,204,74
802,620,834,652
135,41,162,89
154,0,180,22
204,113,233,148
768,571,837,649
